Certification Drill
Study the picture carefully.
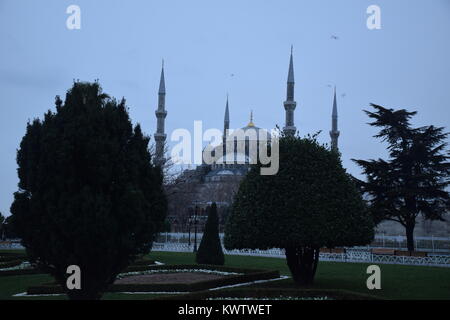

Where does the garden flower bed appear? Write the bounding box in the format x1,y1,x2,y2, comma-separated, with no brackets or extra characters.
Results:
26,265,280,295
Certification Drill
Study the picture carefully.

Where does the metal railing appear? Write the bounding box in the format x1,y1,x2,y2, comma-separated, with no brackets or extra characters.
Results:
3,235,449,267
155,233,450,253
151,242,450,268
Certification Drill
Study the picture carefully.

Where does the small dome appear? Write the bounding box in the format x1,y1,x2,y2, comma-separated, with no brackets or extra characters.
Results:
237,111,271,141
237,125,271,141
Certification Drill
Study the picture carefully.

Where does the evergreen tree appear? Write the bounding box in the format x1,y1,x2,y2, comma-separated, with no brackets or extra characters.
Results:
10,82,167,299
353,104,450,251
196,203,225,265
3,216,17,239
0,212,4,240
225,134,374,286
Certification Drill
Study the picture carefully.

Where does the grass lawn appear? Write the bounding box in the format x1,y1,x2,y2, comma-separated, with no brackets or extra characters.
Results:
148,251,450,300
1,250,449,300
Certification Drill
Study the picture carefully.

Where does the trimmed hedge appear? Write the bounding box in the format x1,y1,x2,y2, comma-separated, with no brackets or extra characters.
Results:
196,203,225,265
158,288,382,300
0,257,155,277
0,255,27,263
123,260,157,272
0,254,39,277
122,264,266,274
27,265,280,295
0,259,24,269
0,268,43,277
130,259,156,266
0,251,26,256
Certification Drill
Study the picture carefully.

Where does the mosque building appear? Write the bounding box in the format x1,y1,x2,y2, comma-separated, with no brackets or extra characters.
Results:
152,48,341,231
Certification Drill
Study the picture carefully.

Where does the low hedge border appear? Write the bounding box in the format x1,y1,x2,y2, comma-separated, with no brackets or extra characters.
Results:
158,288,381,300
27,265,280,295
0,255,27,263
0,259,24,269
0,251,26,256
0,268,43,277
0,259,155,277
124,260,157,272
130,259,156,266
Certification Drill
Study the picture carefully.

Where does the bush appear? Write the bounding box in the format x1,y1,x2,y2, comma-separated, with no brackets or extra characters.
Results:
0,259,23,269
10,82,167,299
196,203,225,265
225,134,374,285
0,269,42,277
0,254,27,263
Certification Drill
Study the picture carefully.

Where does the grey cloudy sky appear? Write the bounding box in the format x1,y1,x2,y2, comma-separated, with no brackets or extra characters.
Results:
1,0,449,216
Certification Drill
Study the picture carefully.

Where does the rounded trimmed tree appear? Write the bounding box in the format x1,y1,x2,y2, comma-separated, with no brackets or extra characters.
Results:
196,203,225,265
224,134,374,286
10,82,167,299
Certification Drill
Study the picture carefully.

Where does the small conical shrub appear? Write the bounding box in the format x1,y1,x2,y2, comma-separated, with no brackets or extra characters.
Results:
196,203,225,265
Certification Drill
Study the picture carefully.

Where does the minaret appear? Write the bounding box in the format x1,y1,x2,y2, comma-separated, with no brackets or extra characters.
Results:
223,94,230,141
222,95,230,165
154,60,167,166
329,86,340,151
283,46,297,136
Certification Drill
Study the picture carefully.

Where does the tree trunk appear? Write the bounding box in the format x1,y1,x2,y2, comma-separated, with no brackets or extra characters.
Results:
285,246,320,286
405,221,415,252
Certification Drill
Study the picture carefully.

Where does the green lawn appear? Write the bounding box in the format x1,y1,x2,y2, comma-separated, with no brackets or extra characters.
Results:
148,252,450,300
1,250,449,300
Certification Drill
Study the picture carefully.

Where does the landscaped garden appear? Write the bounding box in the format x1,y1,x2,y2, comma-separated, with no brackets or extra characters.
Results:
1,84,449,302
1,250,449,300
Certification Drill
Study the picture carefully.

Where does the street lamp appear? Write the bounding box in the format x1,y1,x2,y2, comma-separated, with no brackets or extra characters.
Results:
193,205,198,253
187,208,191,247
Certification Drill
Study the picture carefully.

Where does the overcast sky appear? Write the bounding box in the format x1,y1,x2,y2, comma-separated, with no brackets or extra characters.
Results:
1,0,449,216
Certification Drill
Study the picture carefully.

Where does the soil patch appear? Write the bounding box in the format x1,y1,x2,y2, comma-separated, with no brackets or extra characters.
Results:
115,272,225,284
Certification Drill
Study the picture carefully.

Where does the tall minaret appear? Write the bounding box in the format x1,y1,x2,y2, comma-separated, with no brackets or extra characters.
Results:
329,87,340,151
283,46,297,136
154,60,167,166
223,94,230,141
222,95,230,165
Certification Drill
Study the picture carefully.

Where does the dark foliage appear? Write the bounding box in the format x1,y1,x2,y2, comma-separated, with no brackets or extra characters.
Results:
10,82,167,299
225,134,374,285
353,104,450,251
196,203,225,265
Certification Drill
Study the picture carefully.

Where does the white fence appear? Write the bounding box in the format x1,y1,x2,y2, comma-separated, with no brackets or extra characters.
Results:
3,236,450,267
151,243,450,268
155,233,450,253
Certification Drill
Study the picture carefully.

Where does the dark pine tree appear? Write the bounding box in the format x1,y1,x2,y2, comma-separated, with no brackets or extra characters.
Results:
196,203,225,265
353,104,450,252
225,134,374,286
3,216,18,239
0,212,4,240
10,82,167,299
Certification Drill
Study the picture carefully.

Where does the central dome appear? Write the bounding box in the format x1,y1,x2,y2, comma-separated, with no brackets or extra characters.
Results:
236,111,271,141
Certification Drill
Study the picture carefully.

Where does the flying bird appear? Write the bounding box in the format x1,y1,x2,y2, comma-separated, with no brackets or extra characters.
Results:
330,35,339,40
